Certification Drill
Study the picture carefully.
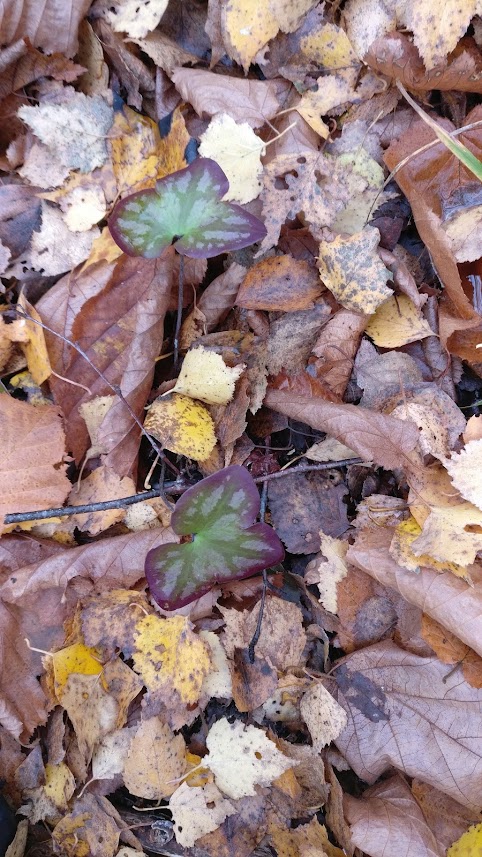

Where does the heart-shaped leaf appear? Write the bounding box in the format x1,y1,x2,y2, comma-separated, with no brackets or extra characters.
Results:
145,466,284,609
109,158,267,259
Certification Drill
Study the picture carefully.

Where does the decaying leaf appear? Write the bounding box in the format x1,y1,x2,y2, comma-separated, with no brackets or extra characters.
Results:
173,346,244,405
318,227,392,314
123,717,186,799
205,718,297,799
300,682,348,752
144,393,216,461
169,782,236,848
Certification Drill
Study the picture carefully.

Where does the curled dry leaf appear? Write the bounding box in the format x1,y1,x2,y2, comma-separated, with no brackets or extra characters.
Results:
264,385,420,470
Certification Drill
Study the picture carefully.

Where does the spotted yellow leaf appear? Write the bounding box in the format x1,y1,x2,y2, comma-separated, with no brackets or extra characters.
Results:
144,392,216,461
318,226,392,314
132,614,211,706
50,643,102,701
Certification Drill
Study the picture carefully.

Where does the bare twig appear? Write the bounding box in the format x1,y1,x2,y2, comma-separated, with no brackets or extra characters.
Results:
3,459,361,525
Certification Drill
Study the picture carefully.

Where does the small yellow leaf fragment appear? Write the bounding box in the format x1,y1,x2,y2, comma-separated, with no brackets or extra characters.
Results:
199,114,266,204
17,292,52,385
51,643,102,701
173,346,244,405
132,614,211,706
44,762,76,812
318,226,392,314
447,822,482,857
144,392,216,461
366,294,433,347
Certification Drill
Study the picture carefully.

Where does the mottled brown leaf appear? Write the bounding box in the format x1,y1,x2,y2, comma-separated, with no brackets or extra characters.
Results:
236,255,323,312
335,640,482,809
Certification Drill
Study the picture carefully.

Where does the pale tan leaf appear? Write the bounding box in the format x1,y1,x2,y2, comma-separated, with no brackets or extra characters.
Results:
0,0,92,57
305,535,349,613
205,718,296,799
305,438,359,463
199,114,265,204
300,682,348,752
400,0,482,69
173,347,244,406
95,0,169,38
169,782,236,848
123,718,186,800
445,439,482,511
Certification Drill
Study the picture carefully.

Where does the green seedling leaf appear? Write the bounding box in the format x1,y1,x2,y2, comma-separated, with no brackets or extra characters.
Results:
109,157,267,258
145,465,284,609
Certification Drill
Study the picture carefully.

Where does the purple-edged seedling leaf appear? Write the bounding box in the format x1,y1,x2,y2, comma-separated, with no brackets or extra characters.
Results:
109,158,267,259
145,465,284,609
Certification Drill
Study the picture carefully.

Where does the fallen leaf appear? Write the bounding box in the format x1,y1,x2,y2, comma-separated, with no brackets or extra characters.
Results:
199,114,266,204
0,396,70,532
389,516,468,579
0,602,47,740
132,614,211,708
305,438,359,463
400,0,481,70
259,152,354,254
421,614,482,689
334,640,482,809
271,815,344,857
173,346,244,405
95,0,169,39
269,471,349,553
448,823,482,857
220,0,315,72
51,794,120,857
366,294,433,347
305,535,349,614
264,385,420,470
205,718,296,799
199,631,233,700
37,252,174,475
0,0,92,57
19,90,113,177
231,648,278,712
60,672,118,765
300,682,348,752
445,439,482,511
411,780,482,853
220,596,307,671
236,255,323,311
318,227,392,314
144,393,216,461
81,589,152,657
123,717,186,799
91,728,133,783
27,203,99,275
50,642,102,701
344,774,445,857
171,67,289,128
169,782,236,847
62,467,136,535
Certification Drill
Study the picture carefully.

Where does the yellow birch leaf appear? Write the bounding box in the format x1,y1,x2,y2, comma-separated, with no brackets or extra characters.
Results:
51,642,102,701
301,21,360,70
389,516,470,579
132,614,211,706
199,114,266,204
16,293,51,385
144,392,216,461
318,226,392,314
448,822,482,857
43,762,76,812
221,0,315,72
296,76,356,138
111,105,189,197
173,346,244,405
365,294,433,347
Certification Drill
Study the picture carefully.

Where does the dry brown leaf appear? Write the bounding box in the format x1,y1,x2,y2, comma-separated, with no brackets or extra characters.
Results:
365,32,482,93
0,0,92,57
411,780,482,852
344,774,445,857
268,471,349,553
310,308,368,399
231,648,278,712
180,263,246,350
334,640,482,809
51,794,120,857
220,596,307,671
37,252,175,476
81,590,152,657
236,256,323,312
62,468,135,535
421,614,482,689
0,397,70,533
0,602,47,740
171,67,289,128
271,816,344,857
264,385,420,470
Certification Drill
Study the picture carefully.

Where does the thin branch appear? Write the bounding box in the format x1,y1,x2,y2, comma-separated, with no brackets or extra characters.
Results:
3,459,362,525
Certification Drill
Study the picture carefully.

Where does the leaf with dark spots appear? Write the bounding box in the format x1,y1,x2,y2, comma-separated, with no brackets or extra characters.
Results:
335,664,389,723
